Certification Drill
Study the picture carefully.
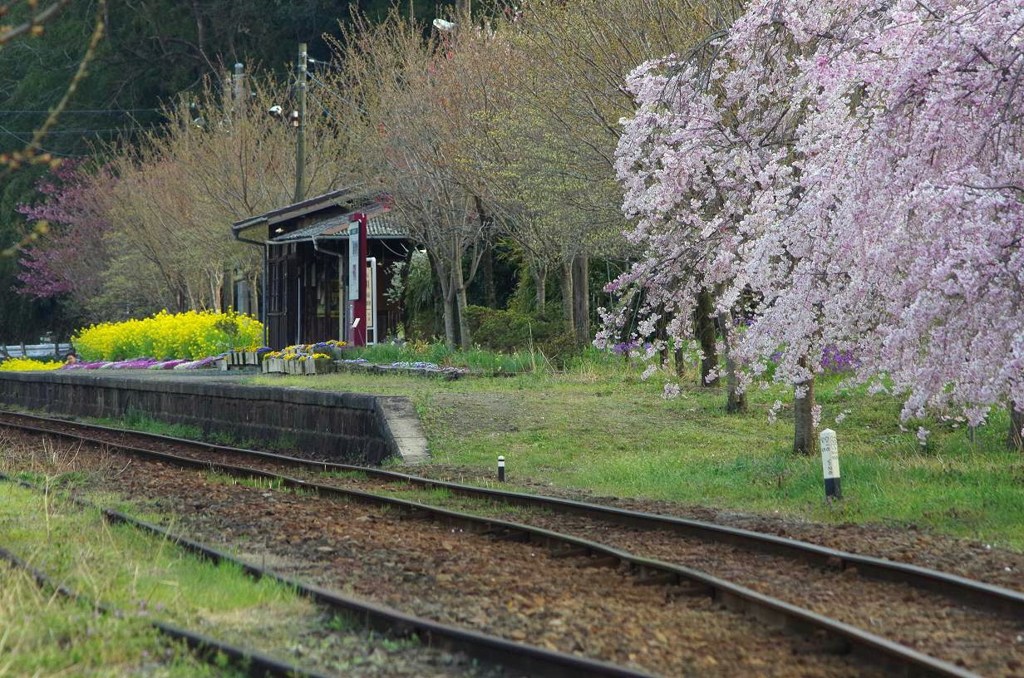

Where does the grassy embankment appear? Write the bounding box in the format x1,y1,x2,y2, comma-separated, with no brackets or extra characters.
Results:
254,349,1024,551
0,480,304,675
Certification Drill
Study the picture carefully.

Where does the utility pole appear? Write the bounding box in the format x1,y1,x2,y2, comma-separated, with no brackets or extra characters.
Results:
232,62,244,118
294,43,307,204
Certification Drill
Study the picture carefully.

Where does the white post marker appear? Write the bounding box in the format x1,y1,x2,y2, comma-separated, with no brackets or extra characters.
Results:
819,428,842,499
497,455,506,483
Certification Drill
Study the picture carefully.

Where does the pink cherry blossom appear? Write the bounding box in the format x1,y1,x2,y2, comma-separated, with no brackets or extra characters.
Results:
613,0,1024,431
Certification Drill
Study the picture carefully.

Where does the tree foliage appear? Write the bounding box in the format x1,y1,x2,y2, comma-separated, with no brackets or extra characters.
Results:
323,2,733,348
102,69,357,315
1,0,100,342
1,0,457,341
327,11,502,349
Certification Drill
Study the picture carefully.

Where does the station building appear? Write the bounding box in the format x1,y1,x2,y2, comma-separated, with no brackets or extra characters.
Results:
232,187,410,348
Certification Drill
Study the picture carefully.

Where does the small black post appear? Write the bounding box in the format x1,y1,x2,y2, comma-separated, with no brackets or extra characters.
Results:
497,455,505,482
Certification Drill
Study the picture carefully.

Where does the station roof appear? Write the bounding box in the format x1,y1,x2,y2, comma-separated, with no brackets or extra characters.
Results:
231,186,408,244
269,211,407,243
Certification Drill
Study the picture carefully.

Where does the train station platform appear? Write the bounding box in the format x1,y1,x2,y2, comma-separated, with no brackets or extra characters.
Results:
0,368,428,465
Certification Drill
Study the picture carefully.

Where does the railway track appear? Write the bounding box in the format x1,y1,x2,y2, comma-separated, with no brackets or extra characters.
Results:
2,421,872,678
2,410,1022,675
1,473,646,678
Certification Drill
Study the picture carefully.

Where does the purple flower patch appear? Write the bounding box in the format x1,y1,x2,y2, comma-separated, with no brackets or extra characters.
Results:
611,340,640,355
820,346,859,374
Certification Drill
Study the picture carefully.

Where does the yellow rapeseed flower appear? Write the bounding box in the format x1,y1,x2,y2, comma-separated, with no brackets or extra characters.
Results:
72,310,264,361
0,358,63,372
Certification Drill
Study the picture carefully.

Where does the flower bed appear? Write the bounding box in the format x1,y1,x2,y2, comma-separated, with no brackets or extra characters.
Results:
61,355,229,371
261,341,345,376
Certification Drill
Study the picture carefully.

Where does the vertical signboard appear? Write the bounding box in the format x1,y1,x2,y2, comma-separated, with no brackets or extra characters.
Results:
347,221,360,301
347,214,368,346
366,257,377,344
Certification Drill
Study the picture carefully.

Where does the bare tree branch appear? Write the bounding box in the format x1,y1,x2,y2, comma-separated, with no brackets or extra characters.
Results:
0,0,71,45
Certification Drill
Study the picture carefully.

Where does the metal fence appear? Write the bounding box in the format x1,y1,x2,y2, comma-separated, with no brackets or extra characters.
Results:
0,343,72,359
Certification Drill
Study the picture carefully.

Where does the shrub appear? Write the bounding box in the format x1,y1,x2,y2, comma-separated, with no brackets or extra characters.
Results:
72,310,263,361
537,331,580,369
464,305,565,354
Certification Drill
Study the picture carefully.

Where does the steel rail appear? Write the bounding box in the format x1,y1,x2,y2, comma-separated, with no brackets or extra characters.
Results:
3,409,1021,619
0,539,328,678
102,509,654,678
0,418,978,678
0,472,650,678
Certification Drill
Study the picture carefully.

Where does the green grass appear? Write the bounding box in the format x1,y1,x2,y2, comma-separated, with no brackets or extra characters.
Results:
0,472,436,676
0,561,225,677
0,482,315,675
253,354,1024,551
342,341,544,373
0,484,309,619
95,411,205,440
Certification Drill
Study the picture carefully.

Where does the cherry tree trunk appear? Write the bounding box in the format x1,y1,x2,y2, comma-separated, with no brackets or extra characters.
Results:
209,272,224,313
793,375,817,455
656,313,670,368
696,289,719,386
1009,403,1024,452
674,345,686,379
718,310,746,413
429,250,457,349
534,269,546,312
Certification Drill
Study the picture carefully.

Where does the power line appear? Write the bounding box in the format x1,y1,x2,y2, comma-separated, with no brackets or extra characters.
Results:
0,123,164,158
0,108,163,114
0,126,161,135
0,124,41,146
308,74,361,117
0,124,89,157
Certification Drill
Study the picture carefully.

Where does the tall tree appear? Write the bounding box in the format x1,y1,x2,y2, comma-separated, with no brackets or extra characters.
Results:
14,161,114,328
98,68,356,314
782,0,1024,449
1,0,460,340
614,0,1024,451
1,0,103,342
329,12,495,349
510,0,743,347
610,3,851,453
